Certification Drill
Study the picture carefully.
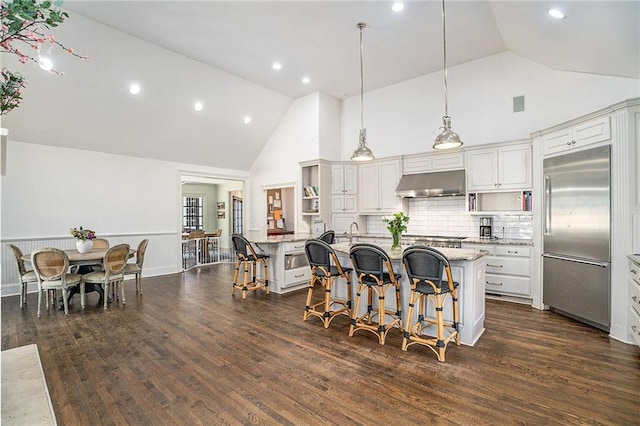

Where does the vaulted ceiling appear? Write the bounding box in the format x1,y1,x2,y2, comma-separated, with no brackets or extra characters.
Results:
3,1,638,171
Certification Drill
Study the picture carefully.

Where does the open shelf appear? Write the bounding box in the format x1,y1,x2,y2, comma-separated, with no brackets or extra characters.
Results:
468,190,532,214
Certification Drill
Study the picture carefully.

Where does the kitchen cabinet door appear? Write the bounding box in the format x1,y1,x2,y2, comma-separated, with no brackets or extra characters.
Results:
331,194,357,213
358,160,401,214
331,165,358,195
466,149,498,191
542,116,611,157
498,144,532,189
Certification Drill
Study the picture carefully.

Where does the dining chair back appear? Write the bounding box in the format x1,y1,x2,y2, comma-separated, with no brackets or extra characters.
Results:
8,244,38,308
92,238,110,249
31,248,83,317
318,230,335,244
210,229,222,237
124,239,149,294
82,244,130,309
188,231,205,239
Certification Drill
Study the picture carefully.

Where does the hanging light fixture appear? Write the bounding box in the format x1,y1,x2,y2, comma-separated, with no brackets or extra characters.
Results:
433,0,463,150
351,22,375,162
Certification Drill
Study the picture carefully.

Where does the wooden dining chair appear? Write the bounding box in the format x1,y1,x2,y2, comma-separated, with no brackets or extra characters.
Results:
124,239,149,294
92,238,110,250
8,244,38,308
31,248,84,317
82,244,130,309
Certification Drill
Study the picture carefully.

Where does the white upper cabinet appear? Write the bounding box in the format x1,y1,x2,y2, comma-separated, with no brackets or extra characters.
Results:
466,143,532,191
402,151,464,174
331,164,358,195
331,164,358,213
359,159,402,214
542,115,611,157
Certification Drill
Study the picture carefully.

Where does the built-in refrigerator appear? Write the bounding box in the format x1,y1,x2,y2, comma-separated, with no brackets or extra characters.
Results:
542,145,611,331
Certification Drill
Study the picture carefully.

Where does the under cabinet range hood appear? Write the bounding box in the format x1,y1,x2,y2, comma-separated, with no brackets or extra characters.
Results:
395,170,465,198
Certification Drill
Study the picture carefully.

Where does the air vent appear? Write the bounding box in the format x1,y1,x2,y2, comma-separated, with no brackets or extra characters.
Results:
513,95,525,113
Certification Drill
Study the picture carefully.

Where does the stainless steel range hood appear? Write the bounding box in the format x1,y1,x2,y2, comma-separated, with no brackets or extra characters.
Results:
395,170,465,198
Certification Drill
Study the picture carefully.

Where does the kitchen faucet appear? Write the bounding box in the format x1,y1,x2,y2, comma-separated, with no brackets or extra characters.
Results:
348,222,359,244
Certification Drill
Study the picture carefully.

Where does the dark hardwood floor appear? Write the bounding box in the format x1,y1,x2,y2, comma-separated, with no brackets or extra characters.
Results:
2,263,639,425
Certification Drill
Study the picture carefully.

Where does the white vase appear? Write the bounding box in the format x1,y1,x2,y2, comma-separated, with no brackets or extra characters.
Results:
76,239,94,253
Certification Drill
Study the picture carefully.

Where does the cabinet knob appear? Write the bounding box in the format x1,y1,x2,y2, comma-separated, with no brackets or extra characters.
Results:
507,250,518,254
631,269,638,275
633,325,640,336
566,141,572,146
494,183,498,186
571,140,576,145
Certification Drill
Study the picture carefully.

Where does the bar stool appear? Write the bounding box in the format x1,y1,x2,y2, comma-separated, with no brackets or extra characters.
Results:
231,234,270,299
303,239,352,328
401,246,460,362
348,243,402,345
318,230,335,244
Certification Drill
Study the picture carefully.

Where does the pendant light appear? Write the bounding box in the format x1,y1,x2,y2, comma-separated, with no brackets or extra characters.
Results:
351,22,375,162
433,0,463,150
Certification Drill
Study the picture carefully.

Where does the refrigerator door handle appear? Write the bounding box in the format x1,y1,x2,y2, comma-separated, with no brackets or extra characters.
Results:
544,175,551,235
542,253,609,268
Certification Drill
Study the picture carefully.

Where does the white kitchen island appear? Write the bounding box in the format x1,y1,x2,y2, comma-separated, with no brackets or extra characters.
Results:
331,242,488,346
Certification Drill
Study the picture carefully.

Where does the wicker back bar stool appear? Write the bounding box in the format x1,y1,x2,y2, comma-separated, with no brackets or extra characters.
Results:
401,246,460,362
231,234,270,299
303,239,352,328
318,230,335,244
348,243,402,345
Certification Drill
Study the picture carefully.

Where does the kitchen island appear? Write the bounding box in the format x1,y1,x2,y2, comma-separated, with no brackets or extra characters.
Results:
331,242,488,346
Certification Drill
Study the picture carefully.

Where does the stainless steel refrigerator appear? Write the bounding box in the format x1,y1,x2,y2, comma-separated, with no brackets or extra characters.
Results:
542,145,611,331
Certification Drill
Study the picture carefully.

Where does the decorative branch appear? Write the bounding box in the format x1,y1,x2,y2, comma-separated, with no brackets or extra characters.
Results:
1,0,89,115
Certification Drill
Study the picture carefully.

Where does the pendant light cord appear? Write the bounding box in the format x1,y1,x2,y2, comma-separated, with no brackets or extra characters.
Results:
359,23,365,131
442,0,448,118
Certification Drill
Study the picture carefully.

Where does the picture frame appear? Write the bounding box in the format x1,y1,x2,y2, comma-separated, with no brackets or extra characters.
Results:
217,211,225,219
217,201,225,210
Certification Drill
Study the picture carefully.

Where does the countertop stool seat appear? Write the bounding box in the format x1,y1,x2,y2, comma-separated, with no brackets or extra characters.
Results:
303,239,352,328
401,245,460,362
231,234,270,299
348,243,402,345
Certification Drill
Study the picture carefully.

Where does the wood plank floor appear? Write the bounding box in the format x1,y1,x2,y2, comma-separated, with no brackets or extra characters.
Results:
2,263,639,425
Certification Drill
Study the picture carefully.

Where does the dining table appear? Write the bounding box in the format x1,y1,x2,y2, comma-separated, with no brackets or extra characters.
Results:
22,248,136,309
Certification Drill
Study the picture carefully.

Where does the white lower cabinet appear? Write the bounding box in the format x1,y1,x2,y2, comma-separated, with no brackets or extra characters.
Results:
628,258,640,347
463,243,532,299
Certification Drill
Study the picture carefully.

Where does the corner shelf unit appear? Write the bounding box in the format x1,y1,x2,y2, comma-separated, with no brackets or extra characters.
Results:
300,160,330,229
467,190,532,214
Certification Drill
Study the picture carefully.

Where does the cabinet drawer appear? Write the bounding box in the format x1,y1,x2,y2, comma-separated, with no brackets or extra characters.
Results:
494,246,531,257
485,256,531,277
283,242,306,253
285,268,311,287
630,306,640,347
486,274,531,296
630,275,640,315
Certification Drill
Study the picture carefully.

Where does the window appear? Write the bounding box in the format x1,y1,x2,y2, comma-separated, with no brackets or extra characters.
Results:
183,196,204,232
232,196,243,235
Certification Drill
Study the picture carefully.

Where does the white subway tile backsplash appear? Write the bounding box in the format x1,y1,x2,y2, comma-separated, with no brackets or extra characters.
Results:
364,197,533,239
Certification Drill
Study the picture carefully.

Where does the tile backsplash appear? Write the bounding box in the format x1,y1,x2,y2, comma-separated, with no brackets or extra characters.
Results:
366,197,533,240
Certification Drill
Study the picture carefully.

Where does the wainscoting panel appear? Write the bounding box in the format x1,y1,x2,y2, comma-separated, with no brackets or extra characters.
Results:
1,232,182,297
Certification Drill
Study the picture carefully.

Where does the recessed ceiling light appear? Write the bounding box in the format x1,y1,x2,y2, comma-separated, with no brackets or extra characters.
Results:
194,101,203,112
302,77,310,84
243,116,252,125
547,8,565,19
272,62,282,70
392,3,404,13
129,83,141,95
38,57,53,71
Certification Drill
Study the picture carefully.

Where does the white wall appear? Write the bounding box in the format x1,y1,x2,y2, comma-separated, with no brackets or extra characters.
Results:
181,183,218,232
340,52,640,160
1,141,247,295
318,93,342,161
246,93,321,236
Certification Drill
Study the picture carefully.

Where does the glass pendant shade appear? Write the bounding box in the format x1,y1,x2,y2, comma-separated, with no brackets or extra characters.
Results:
351,129,375,161
433,116,462,149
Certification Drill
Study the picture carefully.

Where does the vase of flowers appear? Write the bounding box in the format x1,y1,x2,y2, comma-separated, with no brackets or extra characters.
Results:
70,226,96,253
383,212,410,252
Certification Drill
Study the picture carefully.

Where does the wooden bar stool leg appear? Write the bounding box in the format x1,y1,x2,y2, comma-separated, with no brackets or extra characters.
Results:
378,284,386,344
232,259,241,295
452,289,460,345
323,277,332,328
434,292,446,362
262,259,269,294
402,289,418,351
304,275,316,321
349,282,364,337
242,260,251,299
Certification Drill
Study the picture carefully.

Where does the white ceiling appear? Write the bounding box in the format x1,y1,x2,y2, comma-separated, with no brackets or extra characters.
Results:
64,0,639,100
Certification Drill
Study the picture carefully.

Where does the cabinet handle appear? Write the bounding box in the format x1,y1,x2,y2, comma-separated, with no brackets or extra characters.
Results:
494,183,498,186
486,281,503,286
633,296,640,304
487,264,503,268
631,269,638,275
507,250,518,254
633,325,640,336
294,274,304,278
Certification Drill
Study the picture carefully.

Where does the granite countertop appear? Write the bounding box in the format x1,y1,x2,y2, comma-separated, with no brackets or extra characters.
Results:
463,238,533,246
331,242,488,262
251,234,313,244
629,254,640,267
